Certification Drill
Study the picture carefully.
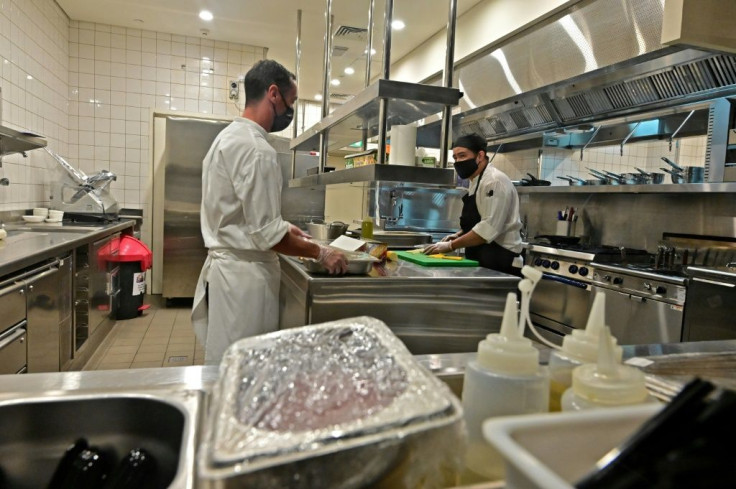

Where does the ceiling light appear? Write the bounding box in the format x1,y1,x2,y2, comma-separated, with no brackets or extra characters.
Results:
315,94,323,101
330,79,340,86
199,10,213,21
363,48,377,55
392,19,405,30
344,67,355,75
26,75,33,80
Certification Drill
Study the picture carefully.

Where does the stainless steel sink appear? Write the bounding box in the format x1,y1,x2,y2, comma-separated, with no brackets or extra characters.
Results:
0,389,201,489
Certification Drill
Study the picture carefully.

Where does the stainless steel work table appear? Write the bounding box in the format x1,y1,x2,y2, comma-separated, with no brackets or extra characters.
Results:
0,220,135,276
279,255,520,354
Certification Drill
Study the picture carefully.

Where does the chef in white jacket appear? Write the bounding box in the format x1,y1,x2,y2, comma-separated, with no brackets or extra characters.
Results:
192,60,348,364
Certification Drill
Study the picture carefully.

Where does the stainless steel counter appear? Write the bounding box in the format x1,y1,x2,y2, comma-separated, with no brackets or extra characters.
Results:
279,255,520,354
0,220,135,276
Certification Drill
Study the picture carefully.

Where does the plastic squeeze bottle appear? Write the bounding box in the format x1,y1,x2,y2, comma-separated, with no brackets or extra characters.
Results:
548,292,623,411
561,326,658,411
461,292,550,480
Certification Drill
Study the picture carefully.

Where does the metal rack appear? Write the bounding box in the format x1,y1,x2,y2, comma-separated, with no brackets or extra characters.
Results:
289,0,461,182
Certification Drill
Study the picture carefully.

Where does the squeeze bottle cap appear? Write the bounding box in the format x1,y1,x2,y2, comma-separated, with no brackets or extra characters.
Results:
571,326,648,405
560,292,622,364
477,292,540,376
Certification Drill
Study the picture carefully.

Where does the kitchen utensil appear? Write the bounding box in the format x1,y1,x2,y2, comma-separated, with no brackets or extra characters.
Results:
660,157,704,183
661,156,684,172
602,170,642,185
557,176,585,186
306,221,349,240
22,215,46,223
525,173,551,186
395,250,478,267
661,167,684,184
634,167,665,184
587,168,618,185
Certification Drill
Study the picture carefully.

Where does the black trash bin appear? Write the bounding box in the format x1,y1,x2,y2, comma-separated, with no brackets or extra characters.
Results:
106,235,153,319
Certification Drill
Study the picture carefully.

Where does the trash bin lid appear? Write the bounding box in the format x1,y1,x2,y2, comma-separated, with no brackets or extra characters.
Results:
107,235,153,270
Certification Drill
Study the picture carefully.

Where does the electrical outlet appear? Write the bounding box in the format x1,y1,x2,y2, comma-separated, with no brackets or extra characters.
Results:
229,80,239,100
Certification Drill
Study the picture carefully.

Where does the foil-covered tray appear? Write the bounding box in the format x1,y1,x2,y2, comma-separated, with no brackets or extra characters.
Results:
301,250,379,274
199,317,463,486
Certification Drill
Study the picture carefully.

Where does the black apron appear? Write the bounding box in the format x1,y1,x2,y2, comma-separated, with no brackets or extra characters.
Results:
460,168,521,276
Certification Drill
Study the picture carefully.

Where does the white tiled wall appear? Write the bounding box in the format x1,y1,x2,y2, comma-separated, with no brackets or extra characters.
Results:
0,0,69,211
67,20,267,217
539,136,707,185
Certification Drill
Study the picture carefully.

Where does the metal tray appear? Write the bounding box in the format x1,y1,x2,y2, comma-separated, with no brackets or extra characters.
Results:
301,250,379,274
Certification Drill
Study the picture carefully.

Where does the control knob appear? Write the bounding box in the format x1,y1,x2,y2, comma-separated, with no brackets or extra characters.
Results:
568,265,579,274
643,282,652,291
534,258,543,266
542,259,551,268
602,275,611,282
613,277,623,285
578,266,589,277
551,261,560,270
656,286,667,295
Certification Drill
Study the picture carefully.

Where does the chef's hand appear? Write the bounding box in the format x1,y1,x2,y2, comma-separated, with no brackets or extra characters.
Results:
290,223,311,239
440,232,461,243
318,245,349,274
423,241,453,255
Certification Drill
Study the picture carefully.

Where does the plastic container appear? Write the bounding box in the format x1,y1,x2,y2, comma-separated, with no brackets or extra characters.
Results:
461,293,550,480
105,235,152,319
483,403,662,489
548,293,623,411
561,326,658,411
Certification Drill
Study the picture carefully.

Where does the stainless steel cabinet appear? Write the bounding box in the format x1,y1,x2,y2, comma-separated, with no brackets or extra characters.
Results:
58,257,73,371
26,263,61,373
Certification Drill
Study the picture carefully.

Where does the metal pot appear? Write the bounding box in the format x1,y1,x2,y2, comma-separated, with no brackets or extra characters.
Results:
306,221,349,240
634,167,665,184
587,168,618,185
557,176,585,186
660,167,684,184
661,157,705,183
602,170,643,185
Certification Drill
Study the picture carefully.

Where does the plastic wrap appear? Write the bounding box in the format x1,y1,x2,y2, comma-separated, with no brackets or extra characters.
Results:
199,316,465,489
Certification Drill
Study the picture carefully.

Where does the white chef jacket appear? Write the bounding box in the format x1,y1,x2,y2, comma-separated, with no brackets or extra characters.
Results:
191,117,290,365
467,164,523,254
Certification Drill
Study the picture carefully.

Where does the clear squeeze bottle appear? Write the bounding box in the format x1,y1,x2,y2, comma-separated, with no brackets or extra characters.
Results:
561,326,658,411
548,292,623,411
462,292,550,480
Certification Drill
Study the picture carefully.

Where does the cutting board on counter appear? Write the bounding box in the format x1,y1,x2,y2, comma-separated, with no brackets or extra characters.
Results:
395,250,479,267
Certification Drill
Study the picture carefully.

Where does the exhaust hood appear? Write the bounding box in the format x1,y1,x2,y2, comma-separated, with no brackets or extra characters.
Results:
416,0,736,149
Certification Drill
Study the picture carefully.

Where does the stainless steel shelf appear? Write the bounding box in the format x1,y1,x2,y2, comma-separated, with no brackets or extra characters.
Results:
517,182,736,194
0,125,47,157
289,79,462,153
288,165,455,188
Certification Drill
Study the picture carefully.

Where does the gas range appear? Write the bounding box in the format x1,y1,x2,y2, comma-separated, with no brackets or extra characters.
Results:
526,243,651,284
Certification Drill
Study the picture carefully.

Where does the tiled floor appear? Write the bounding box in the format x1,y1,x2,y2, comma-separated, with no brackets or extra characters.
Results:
84,296,204,370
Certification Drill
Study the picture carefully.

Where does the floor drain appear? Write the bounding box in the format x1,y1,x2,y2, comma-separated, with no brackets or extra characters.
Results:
168,355,188,363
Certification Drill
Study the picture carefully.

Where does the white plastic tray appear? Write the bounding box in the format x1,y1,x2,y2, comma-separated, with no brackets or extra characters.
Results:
482,404,662,489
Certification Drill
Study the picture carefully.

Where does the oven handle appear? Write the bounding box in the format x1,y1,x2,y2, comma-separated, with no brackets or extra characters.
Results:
692,277,736,288
541,273,590,289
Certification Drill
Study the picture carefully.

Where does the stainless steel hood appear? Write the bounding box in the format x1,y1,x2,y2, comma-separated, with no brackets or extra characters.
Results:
417,0,736,148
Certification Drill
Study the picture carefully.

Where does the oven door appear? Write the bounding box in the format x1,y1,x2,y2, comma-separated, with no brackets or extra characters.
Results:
530,273,593,340
592,285,683,344
683,276,736,341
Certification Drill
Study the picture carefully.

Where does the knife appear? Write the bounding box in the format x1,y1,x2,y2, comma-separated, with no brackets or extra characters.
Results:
428,254,464,260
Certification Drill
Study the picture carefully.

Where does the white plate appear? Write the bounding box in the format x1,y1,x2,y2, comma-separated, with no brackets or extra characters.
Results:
22,215,46,223
45,218,63,223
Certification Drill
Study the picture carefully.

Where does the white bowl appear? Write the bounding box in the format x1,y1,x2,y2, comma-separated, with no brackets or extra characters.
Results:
22,215,46,223
45,218,63,223
48,210,64,218
32,207,49,217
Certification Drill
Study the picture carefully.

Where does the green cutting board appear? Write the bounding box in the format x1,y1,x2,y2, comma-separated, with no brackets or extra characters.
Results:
395,250,479,267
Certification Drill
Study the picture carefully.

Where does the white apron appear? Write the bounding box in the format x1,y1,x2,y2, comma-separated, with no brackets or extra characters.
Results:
192,248,280,365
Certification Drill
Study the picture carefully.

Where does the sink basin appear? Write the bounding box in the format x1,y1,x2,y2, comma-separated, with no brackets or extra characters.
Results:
0,390,201,489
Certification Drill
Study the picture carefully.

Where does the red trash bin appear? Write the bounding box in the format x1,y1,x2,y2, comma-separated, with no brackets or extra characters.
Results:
105,235,153,319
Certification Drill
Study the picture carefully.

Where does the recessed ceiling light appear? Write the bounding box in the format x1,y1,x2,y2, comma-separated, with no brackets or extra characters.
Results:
344,67,355,75
199,10,213,21
26,75,33,80
392,19,405,30
315,94,323,101
330,79,340,86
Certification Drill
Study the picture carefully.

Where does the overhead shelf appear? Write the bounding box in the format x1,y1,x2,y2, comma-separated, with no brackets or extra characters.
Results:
0,125,47,157
288,164,455,188
516,182,736,194
289,79,462,153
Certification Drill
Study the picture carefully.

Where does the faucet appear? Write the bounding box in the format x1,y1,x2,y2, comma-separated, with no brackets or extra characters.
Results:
381,190,403,226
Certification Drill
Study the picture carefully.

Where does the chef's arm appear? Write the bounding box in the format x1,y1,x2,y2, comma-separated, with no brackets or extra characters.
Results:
272,225,321,259
447,230,486,251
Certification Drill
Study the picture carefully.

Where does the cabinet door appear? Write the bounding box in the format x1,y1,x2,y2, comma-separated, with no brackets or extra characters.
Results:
26,266,61,373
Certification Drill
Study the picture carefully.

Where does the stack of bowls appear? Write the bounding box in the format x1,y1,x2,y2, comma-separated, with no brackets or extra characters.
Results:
47,210,64,223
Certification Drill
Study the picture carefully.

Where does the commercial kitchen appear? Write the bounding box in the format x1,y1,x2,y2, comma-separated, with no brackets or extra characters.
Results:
1,0,735,487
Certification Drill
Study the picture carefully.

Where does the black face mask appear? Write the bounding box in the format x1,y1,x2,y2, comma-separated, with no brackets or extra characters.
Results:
453,157,478,179
270,90,294,133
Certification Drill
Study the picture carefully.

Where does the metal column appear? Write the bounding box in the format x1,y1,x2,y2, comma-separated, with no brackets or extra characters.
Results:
439,0,458,168
318,0,334,173
291,9,302,179
362,0,375,151
376,0,394,165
